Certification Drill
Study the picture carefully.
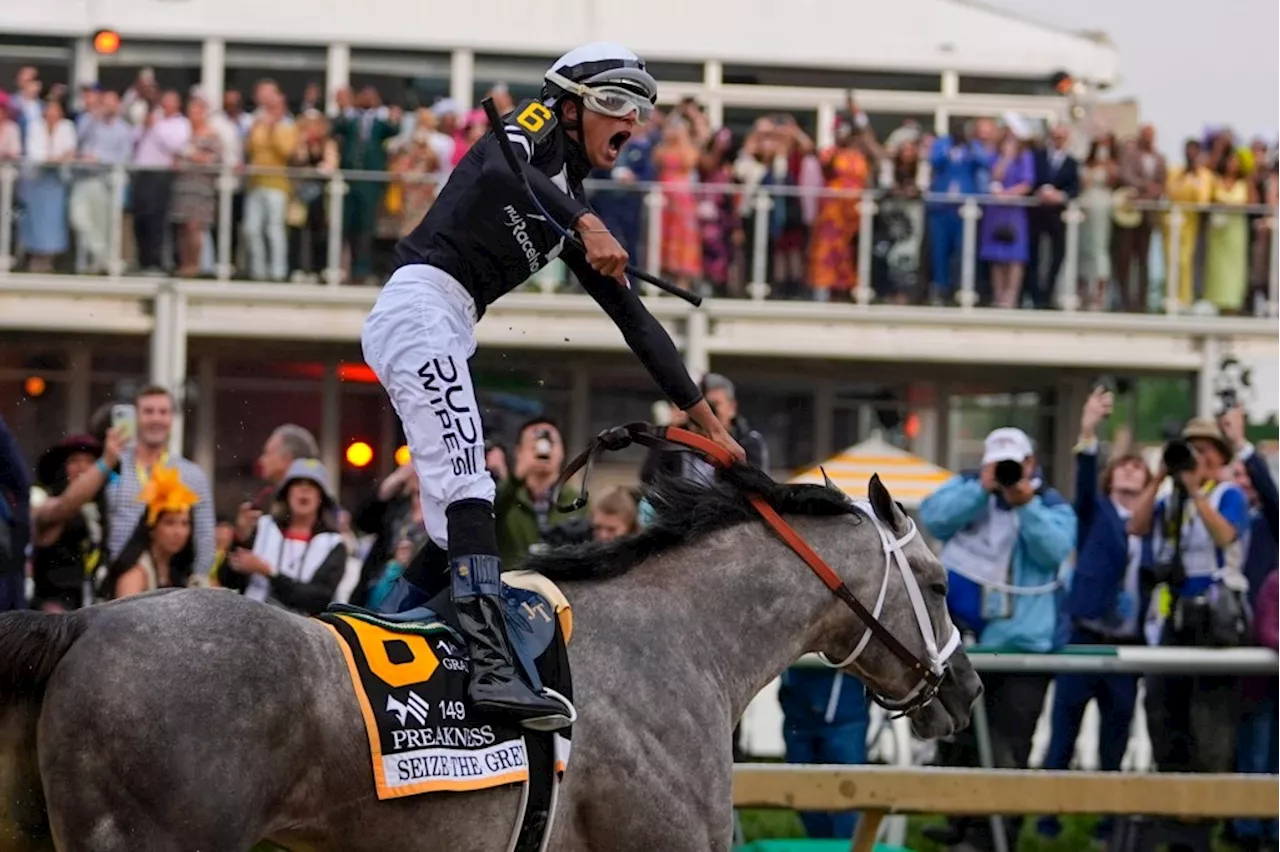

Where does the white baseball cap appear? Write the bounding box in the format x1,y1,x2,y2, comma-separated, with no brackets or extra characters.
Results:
982,427,1033,465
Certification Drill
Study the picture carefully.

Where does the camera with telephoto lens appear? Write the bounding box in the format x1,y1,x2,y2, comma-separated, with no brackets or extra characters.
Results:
994,459,1024,489
533,427,554,462
1162,438,1198,479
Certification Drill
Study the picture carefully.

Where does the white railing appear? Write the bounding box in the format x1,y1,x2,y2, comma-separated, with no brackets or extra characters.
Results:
1,161,1276,317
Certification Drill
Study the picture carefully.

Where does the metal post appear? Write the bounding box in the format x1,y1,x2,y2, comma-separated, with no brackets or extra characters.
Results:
168,289,189,457
0,164,15,272
1059,202,1083,311
1269,215,1278,318
958,197,981,309
1166,206,1184,315
321,362,341,488
644,186,664,296
856,192,877,306
150,284,174,388
195,355,217,485
971,691,1011,852
215,164,235,281
325,172,347,286
750,191,773,300
66,345,92,431
1197,335,1222,420
684,307,710,384
107,164,127,278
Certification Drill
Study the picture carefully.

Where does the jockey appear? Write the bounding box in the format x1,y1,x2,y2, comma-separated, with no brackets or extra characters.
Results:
362,42,745,729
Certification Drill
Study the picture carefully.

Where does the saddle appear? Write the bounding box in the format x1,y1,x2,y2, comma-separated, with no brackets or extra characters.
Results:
329,570,573,693
318,572,573,852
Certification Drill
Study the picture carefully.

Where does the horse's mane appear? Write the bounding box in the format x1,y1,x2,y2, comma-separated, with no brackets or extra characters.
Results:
525,463,859,581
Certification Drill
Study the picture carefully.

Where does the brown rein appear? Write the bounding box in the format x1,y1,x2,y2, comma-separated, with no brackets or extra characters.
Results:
553,423,940,695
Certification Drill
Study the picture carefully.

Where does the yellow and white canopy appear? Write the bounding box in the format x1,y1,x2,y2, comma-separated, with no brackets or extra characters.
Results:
790,435,955,508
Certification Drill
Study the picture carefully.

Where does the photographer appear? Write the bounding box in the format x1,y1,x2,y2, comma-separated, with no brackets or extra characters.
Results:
495,418,585,567
919,426,1075,852
1039,388,1151,843
1129,419,1249,794
1220,405,1278,600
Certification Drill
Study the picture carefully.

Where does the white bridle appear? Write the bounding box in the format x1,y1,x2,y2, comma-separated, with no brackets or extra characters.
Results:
818,501,962,714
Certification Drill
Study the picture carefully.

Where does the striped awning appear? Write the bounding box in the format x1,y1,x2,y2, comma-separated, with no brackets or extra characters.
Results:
789,435,955,508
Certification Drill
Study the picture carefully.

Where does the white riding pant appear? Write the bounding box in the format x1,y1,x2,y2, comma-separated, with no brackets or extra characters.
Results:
362,264,494,549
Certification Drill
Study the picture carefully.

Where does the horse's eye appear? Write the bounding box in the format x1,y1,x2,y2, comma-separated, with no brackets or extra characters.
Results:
929,583,947,596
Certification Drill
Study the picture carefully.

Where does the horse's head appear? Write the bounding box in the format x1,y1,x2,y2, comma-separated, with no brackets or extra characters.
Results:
812,473,982,740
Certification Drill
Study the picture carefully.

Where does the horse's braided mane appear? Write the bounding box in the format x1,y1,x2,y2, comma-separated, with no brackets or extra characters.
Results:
525,462,859,581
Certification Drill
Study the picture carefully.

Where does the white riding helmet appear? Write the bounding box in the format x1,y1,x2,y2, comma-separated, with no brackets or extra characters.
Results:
542,42,658,120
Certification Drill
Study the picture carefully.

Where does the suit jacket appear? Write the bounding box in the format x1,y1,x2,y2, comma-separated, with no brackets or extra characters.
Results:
1033,147,1081,200
1119,146,1168,200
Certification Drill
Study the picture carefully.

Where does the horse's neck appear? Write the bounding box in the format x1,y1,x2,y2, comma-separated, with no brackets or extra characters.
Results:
573,520,858,722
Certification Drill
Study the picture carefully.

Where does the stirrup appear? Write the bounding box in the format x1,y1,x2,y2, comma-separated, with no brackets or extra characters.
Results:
516,688,577,732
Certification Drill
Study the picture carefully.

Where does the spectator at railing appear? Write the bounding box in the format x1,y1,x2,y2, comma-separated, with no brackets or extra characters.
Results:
0,95,21,162
1247,143,1277,314
1115,125,1167,312
1077,134,1118,310
979,133,1035,309
697,126,738,297
170,94,222,278
19,97,76,273
331,86,399,285
1164,138,1214,309
132,89,190,274
808,117,869,302
1028,124,1080,309
871,135,927,304
591,108,661,266
1038,388,1150,844
920,426,1075,852
770,116,816,300
388,110,440,239
242,80,296,282
10,67,44,140
287,109,337,281
1130,418,1249,852
221,458,348,615
927,122,991,306
1204,147,1254,314
655,116,704,294
1219,406,1279,608
121,68,159,127
70,90,132,275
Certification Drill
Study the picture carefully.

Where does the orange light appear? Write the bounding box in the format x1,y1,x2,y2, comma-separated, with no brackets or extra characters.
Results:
92,30,121,55
23,376,46,397
345,441,374,468
904,412,921,440
395,445,412,467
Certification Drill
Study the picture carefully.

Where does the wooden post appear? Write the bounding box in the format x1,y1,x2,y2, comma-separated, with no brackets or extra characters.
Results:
850,808,885,852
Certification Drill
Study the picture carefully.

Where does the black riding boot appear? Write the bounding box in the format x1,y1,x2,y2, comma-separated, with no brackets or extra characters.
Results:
452,555,569,729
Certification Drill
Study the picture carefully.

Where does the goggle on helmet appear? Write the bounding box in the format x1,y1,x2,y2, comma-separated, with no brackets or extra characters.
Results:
542,44,658,121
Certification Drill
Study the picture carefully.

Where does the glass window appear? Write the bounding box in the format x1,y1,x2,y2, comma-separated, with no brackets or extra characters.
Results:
225,43,328,109
350,48,451,110
723,64,940,93
864,112,935,146
96,40,203,98
0,378,69,469
0,36,71,102
958,75,1058,97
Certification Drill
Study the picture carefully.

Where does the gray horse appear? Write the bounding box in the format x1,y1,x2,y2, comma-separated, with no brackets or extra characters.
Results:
0,470,980,852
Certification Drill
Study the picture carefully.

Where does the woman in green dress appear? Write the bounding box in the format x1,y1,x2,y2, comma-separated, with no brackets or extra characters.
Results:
1204,148,1254,313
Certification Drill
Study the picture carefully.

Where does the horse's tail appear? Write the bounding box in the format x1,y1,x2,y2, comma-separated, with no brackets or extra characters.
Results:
0,610,89,701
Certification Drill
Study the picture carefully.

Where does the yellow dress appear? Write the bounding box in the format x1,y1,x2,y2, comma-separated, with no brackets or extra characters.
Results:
1204,177,1250,311
1164,166,1213,307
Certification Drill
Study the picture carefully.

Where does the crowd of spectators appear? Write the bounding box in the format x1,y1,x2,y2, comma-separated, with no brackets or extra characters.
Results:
0,361,1277,849
2,67,1275,313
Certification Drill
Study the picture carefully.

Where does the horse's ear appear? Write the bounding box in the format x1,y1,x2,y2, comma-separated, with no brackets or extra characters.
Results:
868,474,905,534
820,466,838,492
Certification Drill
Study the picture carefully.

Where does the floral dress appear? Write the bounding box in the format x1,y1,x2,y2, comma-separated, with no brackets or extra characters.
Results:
658,147,702,279
808,146,868,294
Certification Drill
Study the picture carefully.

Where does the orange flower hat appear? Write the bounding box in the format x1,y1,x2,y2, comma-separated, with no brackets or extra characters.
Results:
137,465,200,525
